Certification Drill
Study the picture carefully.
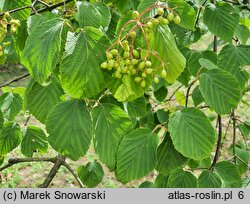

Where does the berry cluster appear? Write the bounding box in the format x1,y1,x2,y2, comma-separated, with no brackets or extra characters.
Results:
100,4,181,88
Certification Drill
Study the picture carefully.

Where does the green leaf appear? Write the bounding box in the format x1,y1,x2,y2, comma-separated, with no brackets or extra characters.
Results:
0,155,4,166
0,92,23,121
92,104,132,170
0,111,3,129
203,2,240,42
192,86,204,107
218,44,250,74
21,126,48,157
114,0,131,13
151,25,186,84
95,2,112,29
154,174,169,188
168,169,197,188
214,161,241,183
0,0,31,20
230,147,250,175
106,10,121,40
26,81,64,124
156,133,187,175
156,109,169,126
168,107,216,160
60,29,110,98
0,122,21,155
138,0,156,15
126,97,147,117
187,50,217,76
235,25,250,45
46,100,92,160
199,58,219,70
198,170,222,188
21,18,65,84
76,2,101,28
168,0,197,31
139,181,154,188
116,128,158,183
199,69,241,115
154,86,168,102
77,161,104,188
238,123,250,139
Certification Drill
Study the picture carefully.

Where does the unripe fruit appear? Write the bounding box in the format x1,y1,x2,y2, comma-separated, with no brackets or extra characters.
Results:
157,8,164,16
122,66,128,73
124,51,130,58
134,77,142,83
14,19,21,27
167,13,174,21
140,80,146,88
114,71,121,78
133,50,139,58
110,49,118,56
132,11,140,19
145,61,152,67
161,18,169,25
10,25,17,34
132,59,138,65
152,18,159,26
4,12,10,18
128,65,134,70
101,62,108,69
108,60,115,69
3,41,11,47
131,69,137,75
161,69,167,78
123,44,130,52
106,52,113,60
138,61,146,70
174,15,181,25
154,76,160,84
142,72,147,78
146,68,153,75
146,21,153,29
125,59,131,65
0,51,4,57
129,31,136,38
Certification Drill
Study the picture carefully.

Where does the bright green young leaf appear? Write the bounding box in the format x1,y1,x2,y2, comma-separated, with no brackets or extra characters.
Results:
187,50,217,76
218,44,250,74
214,161,241,183
168,107,216,160
77,161,104,188
168,169,197,188
92,104,132,170
156,133,187,175
154,174,169,188
199,69,241,115
0,92,23,121
139,181,154,188
21,18,66,84
26,80,64,124
0,0,31,20
198,170,222,188
46,100,92,160
203,2,240,42
151,25,186,84
168,0,197,31
0,122,21,155
126,97,147,117
76,2,101,28
60,28,110,98
21,126,48,157
116,128,158,183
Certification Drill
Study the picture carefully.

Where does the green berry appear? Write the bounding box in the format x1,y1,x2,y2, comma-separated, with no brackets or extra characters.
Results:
146,68,153,75
133,50,139,58
114,71,121,78
129,31,136,38
131,69,137,75
132,59,138,65
132,11,140,19
167,13,174,21
128,65,134,70
121,67,128,73
142,72,147,78
157,8,164,16
125,59,131,65
3,41,11,47
101,62,108,69
10,25,17,34
123,44,130,52
110,49,119,56
108,60,115,69
124,51,130,58
106,52,113,60
146,21,153,29
145,61,152,67
161,69,167,78
140,80,146,88
134,77,142,83
0,51,4,57
154,76,160,84
162,18,169,25
152,18,159,26
138,61,146,70
174,15,181,25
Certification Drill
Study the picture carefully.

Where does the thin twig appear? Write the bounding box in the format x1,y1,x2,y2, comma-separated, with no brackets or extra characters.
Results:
195,0,208,27
232,110,237,164
165,85,183,102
